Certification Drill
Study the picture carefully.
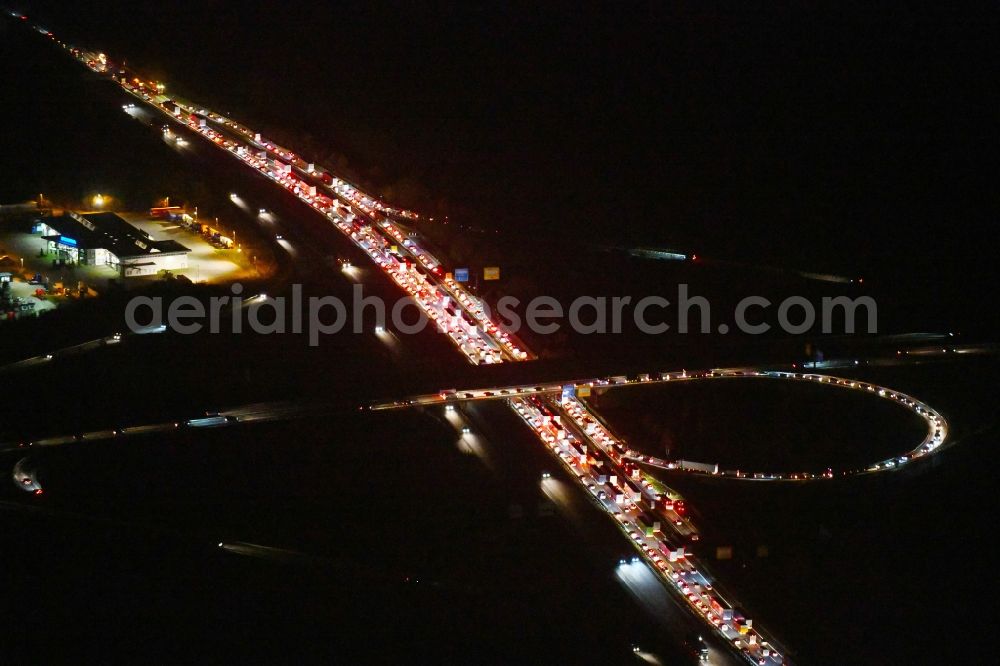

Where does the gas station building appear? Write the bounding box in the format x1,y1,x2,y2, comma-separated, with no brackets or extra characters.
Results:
37,211,190,277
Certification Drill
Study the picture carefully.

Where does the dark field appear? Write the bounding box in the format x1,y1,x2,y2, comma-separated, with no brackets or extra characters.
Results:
588,377,928,472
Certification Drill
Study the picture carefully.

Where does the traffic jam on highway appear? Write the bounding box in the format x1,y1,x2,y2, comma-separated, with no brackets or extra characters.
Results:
381,366,949,483
62,37,529,365
595,369,950,481
19,16,961,665
511,393,787,665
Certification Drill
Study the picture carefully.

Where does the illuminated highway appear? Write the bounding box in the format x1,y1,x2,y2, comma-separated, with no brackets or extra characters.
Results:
4,13,972,665
100,50,529,365
6,342,955,665
370,366,949,480
512,394,786,664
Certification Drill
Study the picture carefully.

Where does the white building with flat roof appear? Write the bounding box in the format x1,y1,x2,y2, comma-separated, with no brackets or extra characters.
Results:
38,211,190,277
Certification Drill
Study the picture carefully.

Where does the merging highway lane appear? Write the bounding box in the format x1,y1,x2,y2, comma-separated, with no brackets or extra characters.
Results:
370,365,949,481
3,13,972,666
366,364,953,664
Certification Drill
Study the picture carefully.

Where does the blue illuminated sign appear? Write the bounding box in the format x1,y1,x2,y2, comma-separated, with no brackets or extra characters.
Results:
454,267,469,282
59,236,78,246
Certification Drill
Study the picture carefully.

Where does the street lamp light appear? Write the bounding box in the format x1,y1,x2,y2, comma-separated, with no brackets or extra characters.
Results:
92,194,105,208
